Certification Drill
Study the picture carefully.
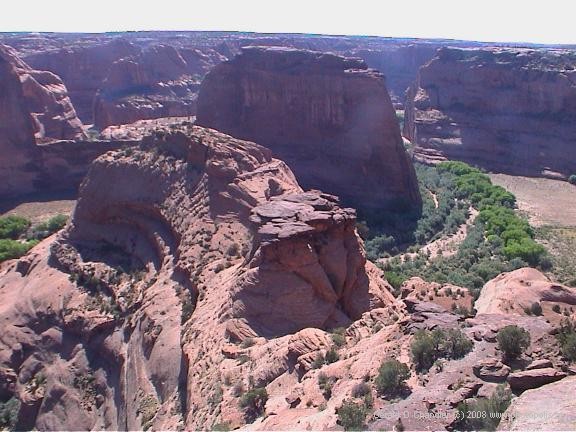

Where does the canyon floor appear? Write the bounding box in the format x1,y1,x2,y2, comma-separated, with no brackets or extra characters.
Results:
489,174,576,227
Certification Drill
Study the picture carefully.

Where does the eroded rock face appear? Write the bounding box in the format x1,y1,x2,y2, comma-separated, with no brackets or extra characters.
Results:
0,44,85,143
0,124,397,430
404,47,576,178
197,46,421,211
0,45,39,196
23,39,140,122
0,44,86,196
93,45,216,129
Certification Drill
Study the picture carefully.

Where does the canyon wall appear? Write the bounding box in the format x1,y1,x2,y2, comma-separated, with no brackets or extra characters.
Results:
404,47,576,178
197,46,421,212
0,44,91,197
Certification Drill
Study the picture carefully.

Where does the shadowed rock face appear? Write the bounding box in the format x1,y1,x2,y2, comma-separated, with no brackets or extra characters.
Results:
404,47,576,178
197,46,421,212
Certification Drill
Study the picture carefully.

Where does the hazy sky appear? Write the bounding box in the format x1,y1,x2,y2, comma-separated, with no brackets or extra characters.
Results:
2,0,575,44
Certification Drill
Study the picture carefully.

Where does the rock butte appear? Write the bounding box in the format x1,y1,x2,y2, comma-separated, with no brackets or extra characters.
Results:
404,47,576,178
197,46,421,211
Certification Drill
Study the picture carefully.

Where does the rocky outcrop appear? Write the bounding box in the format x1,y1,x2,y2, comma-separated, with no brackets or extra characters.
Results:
93,45,216,129
197,46,421,212
475,267,576,317
0,44,87,196
507,368,567,392
498,377,576,430
404,47,576,178
0,44,39,196
0,123,398,430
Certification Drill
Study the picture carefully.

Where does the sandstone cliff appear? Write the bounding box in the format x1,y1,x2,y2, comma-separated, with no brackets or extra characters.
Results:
197,46,421,212
404,47,576,178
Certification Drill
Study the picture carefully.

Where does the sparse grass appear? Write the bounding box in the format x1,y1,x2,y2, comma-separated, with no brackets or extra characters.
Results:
536,226,576,286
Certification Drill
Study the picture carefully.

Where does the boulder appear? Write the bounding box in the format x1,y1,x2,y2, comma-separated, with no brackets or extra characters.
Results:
507,368,567,392
498,376,576,430
473,358,511,382
475,268,576,316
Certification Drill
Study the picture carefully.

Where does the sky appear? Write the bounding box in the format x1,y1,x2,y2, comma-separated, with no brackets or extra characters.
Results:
2,0,576,45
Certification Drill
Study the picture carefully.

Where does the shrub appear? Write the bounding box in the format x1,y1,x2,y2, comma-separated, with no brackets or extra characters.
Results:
0,239,37,262
552,304,561,314
325,347,339,364
337,399,366,431
556,319,576,362
530,302,543,316
0,397,20,430
497,325,531,360
0,215,30,239
569,174,576,185
28,214,68,240
351,382,371,398
331,328,347,347
456,384,512,431
318,373,336,399
239,387,268,421
375,359,410,396
411,328,473,371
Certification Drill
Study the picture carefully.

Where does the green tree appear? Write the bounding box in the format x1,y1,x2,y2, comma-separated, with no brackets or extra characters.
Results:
0,215,30,239
337,399,366,430
497,325,531,360
375,359,410,396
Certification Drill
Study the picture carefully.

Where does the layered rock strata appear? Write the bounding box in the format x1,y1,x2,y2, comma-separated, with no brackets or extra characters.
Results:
404,47,576,178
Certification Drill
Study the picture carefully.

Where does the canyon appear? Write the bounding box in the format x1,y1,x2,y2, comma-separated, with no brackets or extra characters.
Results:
0,29,575,432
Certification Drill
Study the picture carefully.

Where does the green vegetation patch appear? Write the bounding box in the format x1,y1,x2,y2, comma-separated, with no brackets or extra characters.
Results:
378,161,551,297
411,328,473,371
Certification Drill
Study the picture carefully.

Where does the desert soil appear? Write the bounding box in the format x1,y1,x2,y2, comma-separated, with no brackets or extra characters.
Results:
0,192,76,224
490,174,576,227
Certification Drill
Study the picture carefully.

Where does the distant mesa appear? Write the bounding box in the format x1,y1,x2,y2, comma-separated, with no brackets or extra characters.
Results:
197,46,421,212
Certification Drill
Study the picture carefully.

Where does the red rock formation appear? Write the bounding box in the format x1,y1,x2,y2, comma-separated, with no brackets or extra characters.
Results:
0,123,397,430
0,45,39,196
197,46,421,212
475,267,576,318
0,44,87,196
93,45,214,129
499,377,576,430
404,47,576,178
0,44,85,142
23,39,140,122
